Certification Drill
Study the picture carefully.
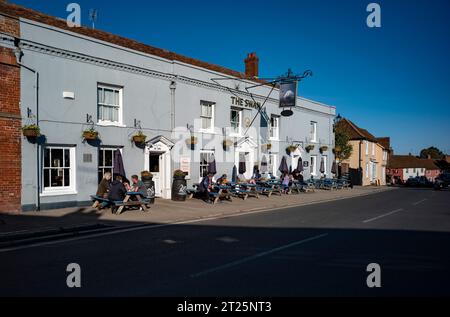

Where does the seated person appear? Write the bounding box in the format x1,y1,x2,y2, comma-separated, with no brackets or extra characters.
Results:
198,172,213,202
248,177,256,185
96,172,112,199
216,174,229,185
108,174,127,201
282,173,290,193
131,174,147,197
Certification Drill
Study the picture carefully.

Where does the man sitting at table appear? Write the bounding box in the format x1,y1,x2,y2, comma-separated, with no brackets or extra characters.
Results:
198,172,213,202
131,174,147,197
108,174,127,202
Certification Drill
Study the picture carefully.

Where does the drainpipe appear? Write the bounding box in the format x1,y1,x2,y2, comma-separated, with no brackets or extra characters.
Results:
14,39,40,211
169,80,177,131
359,140,362,185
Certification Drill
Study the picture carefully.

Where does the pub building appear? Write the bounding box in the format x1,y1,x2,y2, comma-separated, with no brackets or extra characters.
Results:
0,2,336,212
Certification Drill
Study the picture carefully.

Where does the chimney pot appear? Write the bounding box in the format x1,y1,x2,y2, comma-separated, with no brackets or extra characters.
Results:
244,52,259,78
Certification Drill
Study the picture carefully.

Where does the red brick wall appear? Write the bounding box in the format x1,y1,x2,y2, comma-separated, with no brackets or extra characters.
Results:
0,14,21,213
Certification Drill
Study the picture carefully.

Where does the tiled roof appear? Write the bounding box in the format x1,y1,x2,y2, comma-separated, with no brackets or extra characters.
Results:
388,155,440,170
376,137,391,150
0,2,265,83
335,118,379,143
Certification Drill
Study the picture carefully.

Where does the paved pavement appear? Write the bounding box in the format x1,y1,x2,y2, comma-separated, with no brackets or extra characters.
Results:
0,187,449,296
0,186,389,236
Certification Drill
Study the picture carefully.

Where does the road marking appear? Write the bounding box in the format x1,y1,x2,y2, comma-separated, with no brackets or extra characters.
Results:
190,233,329,278
363,208,404,223
412,198,427,206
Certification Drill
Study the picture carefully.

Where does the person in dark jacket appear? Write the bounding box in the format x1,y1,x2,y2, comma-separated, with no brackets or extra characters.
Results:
108,174,127,201
198,172,213,202
96,172,112,198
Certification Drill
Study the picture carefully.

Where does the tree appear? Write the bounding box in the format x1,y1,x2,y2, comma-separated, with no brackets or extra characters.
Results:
419,146,444,159
334,125,353,163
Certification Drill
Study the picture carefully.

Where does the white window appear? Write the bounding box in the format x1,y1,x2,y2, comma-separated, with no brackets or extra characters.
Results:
322,155,327,176
98,148,117,183
230,108,242,135
269,115,279,140
365,141,369,155
268,153,278,177
372,142,375,156
200,101,215,131
199,151,214,180
366,162,369,178
310,155,317,176
383,150,387,160
310,121,317,142
97,84,123,125
42,147,76,195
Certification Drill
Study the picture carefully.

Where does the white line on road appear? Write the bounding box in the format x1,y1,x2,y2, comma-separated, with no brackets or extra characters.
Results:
412,199,427,206
190,233,329,278
362,208,404,223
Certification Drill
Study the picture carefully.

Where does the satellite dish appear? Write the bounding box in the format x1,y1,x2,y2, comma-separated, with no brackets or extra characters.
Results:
281,109,293,117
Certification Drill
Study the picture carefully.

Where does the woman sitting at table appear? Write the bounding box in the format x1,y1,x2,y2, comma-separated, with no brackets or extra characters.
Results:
96,172,112,199
217,174,229,185
108,174,127,202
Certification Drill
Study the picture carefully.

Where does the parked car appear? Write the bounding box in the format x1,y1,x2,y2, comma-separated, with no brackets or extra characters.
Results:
405,176,433,188
434,173,450,190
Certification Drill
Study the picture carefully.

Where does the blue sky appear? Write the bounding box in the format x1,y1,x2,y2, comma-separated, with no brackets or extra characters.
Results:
10,0,450,154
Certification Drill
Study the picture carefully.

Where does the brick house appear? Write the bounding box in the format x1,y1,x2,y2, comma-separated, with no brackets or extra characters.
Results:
387,155,442,183
0,5,21,213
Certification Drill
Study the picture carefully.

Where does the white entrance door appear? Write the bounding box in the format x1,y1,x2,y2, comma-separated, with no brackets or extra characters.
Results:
234,138,257,180
145,137,173,199
149,152,163,197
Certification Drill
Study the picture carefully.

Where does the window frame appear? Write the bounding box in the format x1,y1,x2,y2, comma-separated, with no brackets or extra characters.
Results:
41,146,77,196
310,155,317,176
372,142,375,156
199,150,214,181
98,147,119,184
229,107,242,136
269,115,280,140
322,155,328,176
310,121,317,143
199,101,215,133
365,141,369,155
97,84,124,127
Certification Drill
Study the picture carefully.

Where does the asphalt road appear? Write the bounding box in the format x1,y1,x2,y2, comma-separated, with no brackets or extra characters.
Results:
1,188,449,297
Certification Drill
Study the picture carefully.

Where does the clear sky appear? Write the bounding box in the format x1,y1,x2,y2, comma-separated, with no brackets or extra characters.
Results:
9,0,450,155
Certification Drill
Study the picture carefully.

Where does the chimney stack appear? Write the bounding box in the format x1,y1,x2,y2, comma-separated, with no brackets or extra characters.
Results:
244,52,259,78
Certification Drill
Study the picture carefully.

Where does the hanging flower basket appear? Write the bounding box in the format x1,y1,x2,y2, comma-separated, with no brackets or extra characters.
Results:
319,146,328,153
82,129,98,140
223,139,233,150
305,145,315,153
132,132,147,144
22,124,40,138
185,136,198,146
173,169,186,179
286,145,298,155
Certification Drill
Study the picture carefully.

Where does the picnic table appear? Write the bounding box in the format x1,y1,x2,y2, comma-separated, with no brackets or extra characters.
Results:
113,192,151,215
91,192,151,214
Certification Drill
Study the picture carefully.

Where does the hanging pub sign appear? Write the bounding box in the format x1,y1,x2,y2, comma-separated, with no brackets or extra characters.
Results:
279,80,297,108
279,80,297,117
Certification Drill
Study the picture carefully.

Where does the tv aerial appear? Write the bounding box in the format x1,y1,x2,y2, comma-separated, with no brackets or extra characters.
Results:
89,9,98,29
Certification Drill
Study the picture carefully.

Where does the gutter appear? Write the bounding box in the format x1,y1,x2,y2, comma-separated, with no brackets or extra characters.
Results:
13,38,41,211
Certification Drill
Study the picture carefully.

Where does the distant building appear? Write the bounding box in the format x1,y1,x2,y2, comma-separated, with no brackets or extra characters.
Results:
387,155,442,183
335,118,389,186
